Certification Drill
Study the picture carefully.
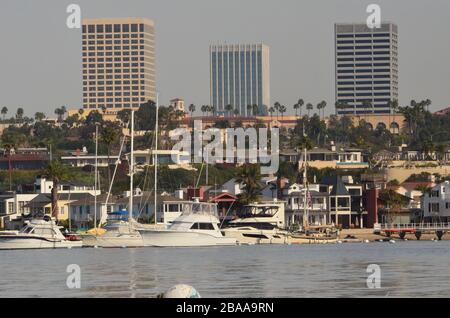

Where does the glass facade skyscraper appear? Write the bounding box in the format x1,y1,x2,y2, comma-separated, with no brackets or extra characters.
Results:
335,23,398,115
210,44,270,117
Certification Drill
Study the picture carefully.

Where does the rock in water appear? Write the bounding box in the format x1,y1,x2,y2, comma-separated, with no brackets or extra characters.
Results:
162,284,201,298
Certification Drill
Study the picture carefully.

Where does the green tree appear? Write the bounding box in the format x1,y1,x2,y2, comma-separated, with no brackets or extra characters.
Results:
34,112,46,122
116,109,131,127
225,104,233,117
1,107,8,121
101,126,118,188
44,160,69,220
188,104,196,117
306,103,313,117
236,164,262,204
279,105,287,119
16,108,24,123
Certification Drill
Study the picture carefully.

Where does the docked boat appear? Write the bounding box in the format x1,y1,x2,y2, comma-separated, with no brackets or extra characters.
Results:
222,202,294,244
0,217,82,250
81,211,143,248
138,201,237,247
81,110,143,248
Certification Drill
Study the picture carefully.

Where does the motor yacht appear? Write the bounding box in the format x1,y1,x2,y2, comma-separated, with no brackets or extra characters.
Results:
138,201,237,247
0,217,82,250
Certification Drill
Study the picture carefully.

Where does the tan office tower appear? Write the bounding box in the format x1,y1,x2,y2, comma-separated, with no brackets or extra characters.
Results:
82,18,155,112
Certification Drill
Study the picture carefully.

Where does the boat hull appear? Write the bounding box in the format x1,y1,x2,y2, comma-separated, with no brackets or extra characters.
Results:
81,233,143,248
139,230,237,247
0,237,82,250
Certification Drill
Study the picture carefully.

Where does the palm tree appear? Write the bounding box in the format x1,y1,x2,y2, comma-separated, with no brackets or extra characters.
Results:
45,160,69,220
317,101,327,120
274,102,281,120
279,105,287,119
101,126,118,188
225,104,233,117
1,107,8,121
188,104,196,117
268,107,275,120
246,105,252,117
236,164,262,204
34,112,46,122
16,108,24,123
200,105,207,116
233,108,240,117
252,104,259,117
306,103,313,117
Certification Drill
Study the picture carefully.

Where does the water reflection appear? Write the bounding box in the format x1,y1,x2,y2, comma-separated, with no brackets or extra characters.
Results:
1,242,450,297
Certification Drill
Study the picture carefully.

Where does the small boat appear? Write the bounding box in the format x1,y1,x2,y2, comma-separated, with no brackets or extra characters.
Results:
339,234,362,243
138,201,237,247
0,217,82,250
81,211,143,248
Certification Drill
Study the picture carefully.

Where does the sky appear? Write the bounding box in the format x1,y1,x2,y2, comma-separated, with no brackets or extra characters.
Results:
1,0,450,117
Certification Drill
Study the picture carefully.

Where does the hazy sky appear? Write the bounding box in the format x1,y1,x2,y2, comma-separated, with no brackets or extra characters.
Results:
1,0,450,117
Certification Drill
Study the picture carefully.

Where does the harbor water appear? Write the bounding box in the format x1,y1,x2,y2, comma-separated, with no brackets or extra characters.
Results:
1,241,449,298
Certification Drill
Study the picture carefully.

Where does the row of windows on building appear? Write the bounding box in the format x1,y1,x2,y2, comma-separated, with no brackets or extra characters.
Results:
337,51,392,56
83,38,150,44
83,23,147,34
336,33,394,38
337,57,391,61
337,39,390,44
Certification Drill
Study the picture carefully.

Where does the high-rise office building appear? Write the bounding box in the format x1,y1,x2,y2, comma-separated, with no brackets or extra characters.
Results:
82,18,155,111
210,43,270,117
335,23,398,115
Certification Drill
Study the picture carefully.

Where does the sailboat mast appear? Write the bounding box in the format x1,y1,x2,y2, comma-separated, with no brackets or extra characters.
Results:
94,124,98,229
154,94,159,225
129,110,135,228
303,146,308,229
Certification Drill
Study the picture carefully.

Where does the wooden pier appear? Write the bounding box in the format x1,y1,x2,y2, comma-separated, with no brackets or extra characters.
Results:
378,223,450,240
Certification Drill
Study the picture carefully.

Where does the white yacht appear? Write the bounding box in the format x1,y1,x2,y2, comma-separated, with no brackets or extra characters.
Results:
222,202,293,244
138,201,237,247
0,217,83,250
81,211,143,248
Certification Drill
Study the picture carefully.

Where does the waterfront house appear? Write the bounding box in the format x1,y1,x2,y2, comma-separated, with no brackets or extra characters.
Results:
422,181,450,222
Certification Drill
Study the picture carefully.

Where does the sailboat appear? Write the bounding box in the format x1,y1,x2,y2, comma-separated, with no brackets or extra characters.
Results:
81,111,144,248
289,145,338,244
136,96,236,247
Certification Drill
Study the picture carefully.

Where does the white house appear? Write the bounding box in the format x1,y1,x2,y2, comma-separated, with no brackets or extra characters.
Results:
422,181,450,222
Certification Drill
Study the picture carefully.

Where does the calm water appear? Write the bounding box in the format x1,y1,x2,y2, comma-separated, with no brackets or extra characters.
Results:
0,242,449,298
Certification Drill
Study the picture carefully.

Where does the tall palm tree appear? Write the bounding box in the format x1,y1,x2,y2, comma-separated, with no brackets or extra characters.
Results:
16,108,24,123
252,104,259,117
279,105,287,119
306,103,313,117
236,164,262,204
297,99,304,118
1,107,8,121
268,107,275,120
100,126,118,189
188,104,196,117
317,101,327,120
200,105,207,116
45,160,69,220
233,108,240,117
274,102,281,120
34,112,46,122
225,104,233,117
246,105,252,117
